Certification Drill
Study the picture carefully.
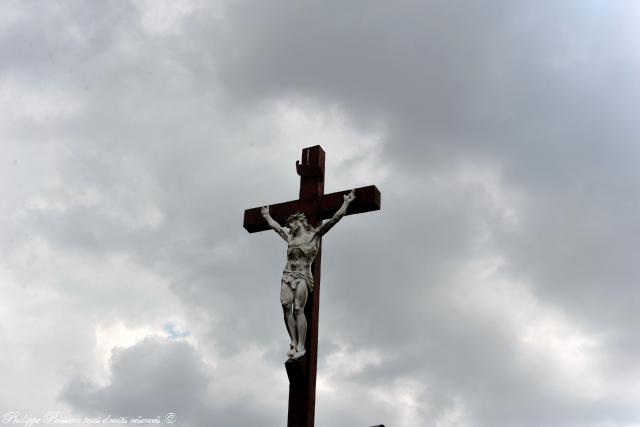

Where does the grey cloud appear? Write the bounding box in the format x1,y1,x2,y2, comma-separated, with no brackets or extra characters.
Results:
62,338,209,418
61,338,280,427
2,1,640,426
208,1,640,425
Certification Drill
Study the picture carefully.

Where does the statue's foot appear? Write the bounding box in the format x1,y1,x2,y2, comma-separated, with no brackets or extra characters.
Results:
291,348,306,360
287,345,296,358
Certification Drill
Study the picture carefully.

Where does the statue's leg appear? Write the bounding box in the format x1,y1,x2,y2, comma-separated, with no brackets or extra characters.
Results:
283,304,296,357
281,278,296,357
291,280,308,359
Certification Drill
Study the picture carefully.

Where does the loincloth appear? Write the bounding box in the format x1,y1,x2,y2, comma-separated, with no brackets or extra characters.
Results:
281,270,314,293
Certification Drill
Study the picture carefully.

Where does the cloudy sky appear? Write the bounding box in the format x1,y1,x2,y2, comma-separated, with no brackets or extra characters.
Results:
1,1,639,426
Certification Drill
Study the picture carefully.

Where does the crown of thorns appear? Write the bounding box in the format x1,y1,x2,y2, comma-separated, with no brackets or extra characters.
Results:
286,212,308,226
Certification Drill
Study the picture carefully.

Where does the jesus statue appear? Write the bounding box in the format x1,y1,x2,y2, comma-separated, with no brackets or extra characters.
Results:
261,189,355,360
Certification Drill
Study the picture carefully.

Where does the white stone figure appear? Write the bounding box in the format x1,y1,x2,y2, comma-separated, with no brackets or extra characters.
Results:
261,189,356,360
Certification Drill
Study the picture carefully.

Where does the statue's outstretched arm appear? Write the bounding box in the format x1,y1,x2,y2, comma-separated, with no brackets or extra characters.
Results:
317,189,355,237
261,206,288,241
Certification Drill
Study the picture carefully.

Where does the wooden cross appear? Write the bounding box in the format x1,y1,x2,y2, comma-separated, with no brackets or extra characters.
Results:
243,145,381,427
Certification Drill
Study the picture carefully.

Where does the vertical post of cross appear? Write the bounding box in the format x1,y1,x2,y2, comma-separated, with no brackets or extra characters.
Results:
286,145,325,427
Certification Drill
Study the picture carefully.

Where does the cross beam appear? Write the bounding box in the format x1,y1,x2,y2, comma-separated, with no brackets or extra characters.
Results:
243,145,381,427
243,185,381,233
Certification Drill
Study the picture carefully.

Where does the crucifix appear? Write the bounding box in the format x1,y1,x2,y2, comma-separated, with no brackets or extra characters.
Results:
243,145,381,427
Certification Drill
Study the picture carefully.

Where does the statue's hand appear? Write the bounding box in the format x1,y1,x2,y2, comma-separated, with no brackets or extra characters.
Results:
261,206,269,217
344,189,356,204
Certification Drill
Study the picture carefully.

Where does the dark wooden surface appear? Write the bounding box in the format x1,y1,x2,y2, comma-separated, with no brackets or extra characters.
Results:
243,185,381,233
285,357,308,386
288,145,324,427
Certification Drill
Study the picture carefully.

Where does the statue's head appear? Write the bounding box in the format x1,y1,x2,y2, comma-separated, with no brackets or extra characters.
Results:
286,212,312,232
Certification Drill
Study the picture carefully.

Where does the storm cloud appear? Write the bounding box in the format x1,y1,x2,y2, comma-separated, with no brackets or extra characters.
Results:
1,1,639,426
